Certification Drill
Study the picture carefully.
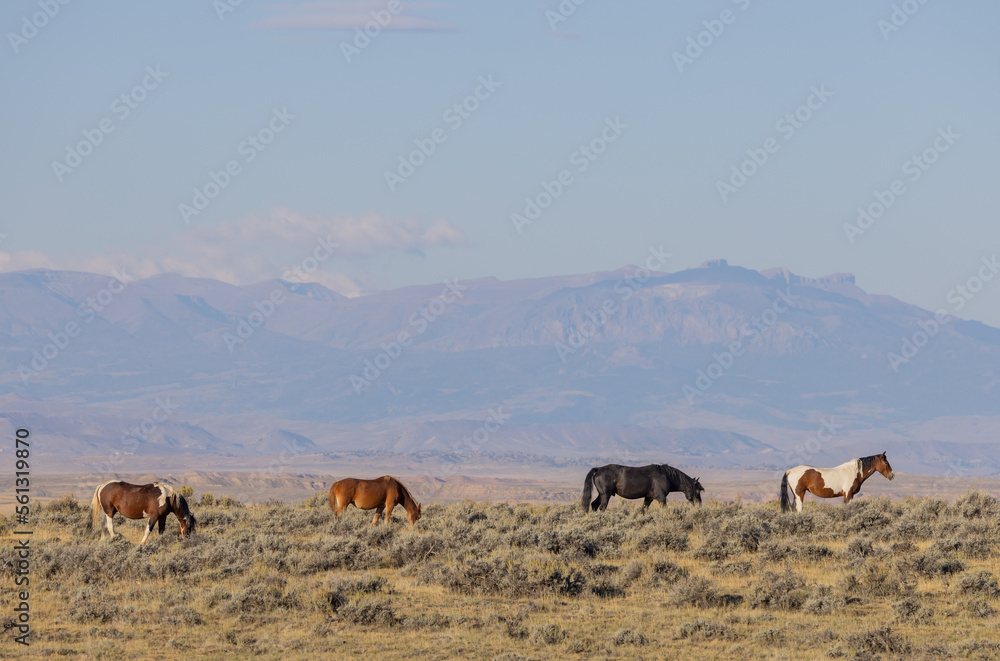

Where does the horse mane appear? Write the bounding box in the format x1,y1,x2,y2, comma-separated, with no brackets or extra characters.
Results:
660,464,695,488
393,478,417,507
858,455,877,473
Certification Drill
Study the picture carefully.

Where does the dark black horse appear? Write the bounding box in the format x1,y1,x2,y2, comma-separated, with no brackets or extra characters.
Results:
581,464,704,512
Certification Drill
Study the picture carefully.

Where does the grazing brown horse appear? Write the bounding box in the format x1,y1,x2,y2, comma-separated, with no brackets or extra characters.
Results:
90,480,196,544
780,452,894,512
329,476,422,527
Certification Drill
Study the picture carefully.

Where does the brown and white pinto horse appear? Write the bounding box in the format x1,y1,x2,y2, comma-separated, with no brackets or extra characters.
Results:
329,476,422,527
90,480,196,544
780,452,894,512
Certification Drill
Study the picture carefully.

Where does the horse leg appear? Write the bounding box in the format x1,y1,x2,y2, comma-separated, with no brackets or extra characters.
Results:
384,501,396,525
598,493,611,511
371,506,384,526
795,487,806,513
642,497,652,511
140,515,155,545
591,496,601,511
105,513,115,538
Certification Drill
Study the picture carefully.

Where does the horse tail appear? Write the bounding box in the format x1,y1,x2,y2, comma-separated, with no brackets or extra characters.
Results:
89,483,105,530
779,472,791,512
581,468,598,512
328,480,341,515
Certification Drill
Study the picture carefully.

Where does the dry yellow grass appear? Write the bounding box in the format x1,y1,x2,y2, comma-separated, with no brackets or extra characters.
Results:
3,491,1000,660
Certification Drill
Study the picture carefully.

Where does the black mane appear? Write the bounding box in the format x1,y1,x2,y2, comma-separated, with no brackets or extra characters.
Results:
859,455,878,473
660,463,696,490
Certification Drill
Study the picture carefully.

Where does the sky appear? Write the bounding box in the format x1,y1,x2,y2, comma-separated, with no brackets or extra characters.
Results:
2,0,999,325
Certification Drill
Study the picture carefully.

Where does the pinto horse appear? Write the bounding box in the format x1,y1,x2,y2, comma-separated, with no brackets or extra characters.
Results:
329,476,422,527
780,452,894,512
90,480,196,544
581,464,704,512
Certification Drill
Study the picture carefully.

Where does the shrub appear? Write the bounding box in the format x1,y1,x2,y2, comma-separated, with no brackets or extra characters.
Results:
751,628,784,644
676,618,731,641
748,571,809,611
840,562,912,600
954,571,1000,598
953,490,1000,519
216,496,244,508
693,538,734,561
845,626,910,656
631,525,688,552
901,548,966,578
669,577,741,608
316,574,388,612
801,595,845,615
892,598,932,623
611,629,648,646
721,515,771,552
708,560,751,577
529,624,565,645
340,594,396,626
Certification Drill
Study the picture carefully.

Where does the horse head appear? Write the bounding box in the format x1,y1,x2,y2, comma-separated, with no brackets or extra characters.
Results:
171,494,197,536
875,452,894,481
686,477,705,504
408,501,422,527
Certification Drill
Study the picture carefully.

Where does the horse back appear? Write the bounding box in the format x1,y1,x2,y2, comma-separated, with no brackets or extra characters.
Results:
101,481,167,518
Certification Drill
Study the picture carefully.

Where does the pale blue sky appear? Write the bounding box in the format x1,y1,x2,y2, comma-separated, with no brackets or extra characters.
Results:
2,1,999,324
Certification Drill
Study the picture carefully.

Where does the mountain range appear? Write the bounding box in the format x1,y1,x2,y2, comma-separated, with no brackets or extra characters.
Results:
1,260,998,478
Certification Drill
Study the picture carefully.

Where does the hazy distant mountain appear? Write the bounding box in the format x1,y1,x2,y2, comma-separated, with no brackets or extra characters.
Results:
1,261,998,476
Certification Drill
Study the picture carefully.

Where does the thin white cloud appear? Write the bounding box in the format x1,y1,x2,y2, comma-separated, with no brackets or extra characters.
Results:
0,211,466,297
256,1,457,31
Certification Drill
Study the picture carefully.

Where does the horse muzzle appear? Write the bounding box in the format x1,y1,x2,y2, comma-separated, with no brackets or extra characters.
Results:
887,471,895,481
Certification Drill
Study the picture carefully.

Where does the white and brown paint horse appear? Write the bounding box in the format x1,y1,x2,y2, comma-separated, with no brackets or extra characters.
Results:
780,452,894,512
90,480,196,544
